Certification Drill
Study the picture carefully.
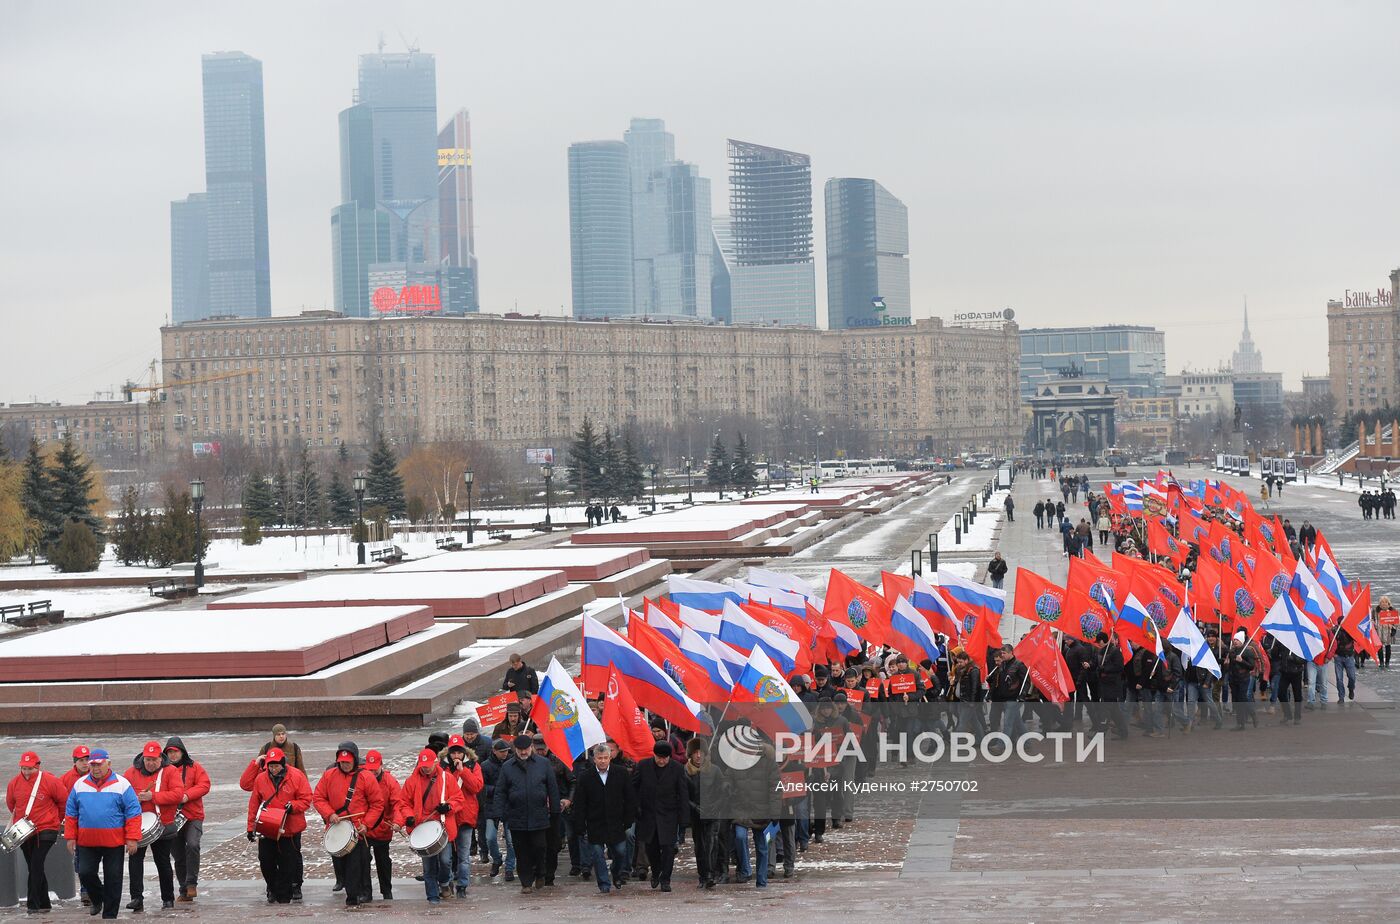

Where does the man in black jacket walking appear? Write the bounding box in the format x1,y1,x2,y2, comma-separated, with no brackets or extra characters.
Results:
633,742,688,892
570,744,637,894
1090,632,1129,739
492,736,560,892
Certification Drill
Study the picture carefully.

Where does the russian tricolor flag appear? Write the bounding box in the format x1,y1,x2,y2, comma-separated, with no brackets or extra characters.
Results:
888,595,943,667
719,599,800,674
678,603,721,639
679,625,733,692
581,614,712,732
667,575,744,613
744,567,819,600
731,646,812,737
531,658,606,762
1290,563,1337,625
730,581,808,616
707,635,749,685
644,600,682,644
910,574,961,639
937,570,1005,624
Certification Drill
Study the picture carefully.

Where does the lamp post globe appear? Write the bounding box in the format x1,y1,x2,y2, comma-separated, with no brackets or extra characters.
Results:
463,469,475,544
189,479,205,589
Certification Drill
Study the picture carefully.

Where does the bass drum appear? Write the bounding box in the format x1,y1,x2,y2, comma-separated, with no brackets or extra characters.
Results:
407,819,449,857
137,812,164,847
253,804,288,841
323,819,358,857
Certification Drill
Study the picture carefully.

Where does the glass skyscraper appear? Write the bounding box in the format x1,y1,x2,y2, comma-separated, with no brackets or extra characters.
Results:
201,52,271,317
1020,326,1167,399
170,193,208,324
727,140,816,327
825,178,910,329
568,140,634,317
333,51,439,316
437,108,479,312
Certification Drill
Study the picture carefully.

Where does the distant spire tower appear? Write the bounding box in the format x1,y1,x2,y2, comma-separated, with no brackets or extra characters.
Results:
1231,296,1263,374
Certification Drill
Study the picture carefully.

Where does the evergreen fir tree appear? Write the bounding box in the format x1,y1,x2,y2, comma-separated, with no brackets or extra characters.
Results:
337,441,350,468
327,470,355,526
150,485,208,568
49,520,100,573
619,431,646,501
48,431,102,542
366,432,406,517
292,444,322,527
598,428,623,502
566,417,602,499
112,486,151,566
20,439,55,556
272,466,292,526
731,433,758,492
242,470,278,528
705,434,730,492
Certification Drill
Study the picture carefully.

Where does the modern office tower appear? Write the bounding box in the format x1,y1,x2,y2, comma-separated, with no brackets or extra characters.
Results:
332,50,439,315
710,216,734,325
438,108,479,312
1019,325,1168,399
726,139,816,326
568,140,634,317
825,178,910,329
200,52,271,317
170,193,209,324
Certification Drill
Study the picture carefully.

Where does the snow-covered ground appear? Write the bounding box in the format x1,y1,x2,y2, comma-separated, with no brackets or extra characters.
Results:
933,490,1007,552
0,586,165,634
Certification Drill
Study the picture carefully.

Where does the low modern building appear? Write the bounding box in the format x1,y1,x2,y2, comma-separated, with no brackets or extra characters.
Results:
1019,325,1165,400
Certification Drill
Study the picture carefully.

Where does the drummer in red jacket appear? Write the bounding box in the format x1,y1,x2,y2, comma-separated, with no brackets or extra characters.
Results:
242,746,312,905
7,751,69,913
162,737,210,903
362,750,401,902
311,741,384,908
398,748,468,904
124,740,184,911
445,735,485,897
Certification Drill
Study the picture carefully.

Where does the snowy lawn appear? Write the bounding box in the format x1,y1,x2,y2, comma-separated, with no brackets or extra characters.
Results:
0,587,163,633
934,490,1007,552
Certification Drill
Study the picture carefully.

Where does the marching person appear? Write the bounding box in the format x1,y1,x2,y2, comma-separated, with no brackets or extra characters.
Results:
571,742,637,894
398,748,467,904
162,737,210,903
363,750,401,902
444,736,485,896
529,732,574,887
7,751,68,913
481,739,517,881
60,746,92,907
502,653,540,695
683,740,725,890
634,740,688,892
493,735,560,893
259,724,307,775
64,749,142,921
124,740,184,911
242,746,312,905
311,742,385,908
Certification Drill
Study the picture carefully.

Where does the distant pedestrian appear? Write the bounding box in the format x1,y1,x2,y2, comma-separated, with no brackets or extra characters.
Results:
1003,495,1015,522
1055,501,1066,525
610,505,622,523
1033,500,1045,529
1096,511,1110,546
987,552,1008,590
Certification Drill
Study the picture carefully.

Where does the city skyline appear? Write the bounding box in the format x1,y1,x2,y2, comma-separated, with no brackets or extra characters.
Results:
5,1,1399,403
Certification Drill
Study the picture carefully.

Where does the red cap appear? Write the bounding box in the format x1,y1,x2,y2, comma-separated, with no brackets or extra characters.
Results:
72,746,90,760
142,741,162,759
417,748,437,767
19,751,39,768
364,750,383,769
336,749,354,762
264,747,286,764
448,735,466,749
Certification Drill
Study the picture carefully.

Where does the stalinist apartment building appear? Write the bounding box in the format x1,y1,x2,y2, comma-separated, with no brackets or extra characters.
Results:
154,311,1020,458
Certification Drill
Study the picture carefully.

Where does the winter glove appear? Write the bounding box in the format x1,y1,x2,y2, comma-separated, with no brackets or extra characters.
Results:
284,803,292,812
246,830,256,842
435,802,452,815
405,816,416,828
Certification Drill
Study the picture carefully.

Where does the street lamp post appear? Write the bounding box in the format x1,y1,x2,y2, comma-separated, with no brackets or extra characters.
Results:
684,458,693,505
542,463,554,531
189,479,205,589
463,469,475,545
353,472,367,564
648,463,658,513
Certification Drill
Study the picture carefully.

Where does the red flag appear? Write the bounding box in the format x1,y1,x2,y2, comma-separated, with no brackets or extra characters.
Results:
1250,549,1291,610
1065,555,1123,642
601,666,656,762
648,595,681,621
1221,558,1266,639
823,569,893,648
1012,569,1084,640
1190,553,1224,626
1206,520,1237,568
800,602,842,663
1013,624,1074,704
881,571,914,608
628,611,731,703
1340,584,1381,658
1179,508,1211,549
1116,554,1188,623
963,603,999,674
1146,517,1186,568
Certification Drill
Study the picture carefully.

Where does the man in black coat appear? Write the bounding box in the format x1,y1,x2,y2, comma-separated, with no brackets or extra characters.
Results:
530,733,575,886
501,654,540,695
1091,631,1129,739
632,742,688,892
570,744,637,894
492,736,560,893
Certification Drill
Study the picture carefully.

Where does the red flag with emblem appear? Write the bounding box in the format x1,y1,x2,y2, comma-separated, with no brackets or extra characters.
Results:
1147,517,1186,568
1221,558,1266,639
823,569,893,649
1013,623,1074,704
628,610,732,702
1013,569,1083,640
1065,555,1123,643
881,571,914,608
1340,584,1381,658
601,666,656,762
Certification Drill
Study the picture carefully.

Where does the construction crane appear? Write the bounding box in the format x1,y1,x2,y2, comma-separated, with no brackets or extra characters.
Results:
122,363,253,469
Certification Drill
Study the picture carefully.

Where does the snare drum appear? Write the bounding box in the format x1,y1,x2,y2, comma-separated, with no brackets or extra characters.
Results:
137,811,164,847
407,819,449,858
323,819,358,857
253,804,288,841
0,817,36,853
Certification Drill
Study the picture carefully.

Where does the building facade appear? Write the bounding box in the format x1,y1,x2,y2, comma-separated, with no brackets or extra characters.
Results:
1117,396,1179,448
1019,325,1166,400
0,400,142,459
727,140,817,327
201,52,271,318
623,119,712,320
568,141,635,317
1231,303,1263,373
1163,372,1233,418
1327,269,1400,416
437,109,479,312
824,178,911,330
170,193,209,324
154,313,1020,458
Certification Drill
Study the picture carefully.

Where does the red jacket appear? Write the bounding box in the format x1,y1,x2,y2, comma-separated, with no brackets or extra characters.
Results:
365,771,402,841
453,762,484,828
242,762,312,837
124,764,184,824
59,767,84,799
171,761,211,821
397,767,468,841
312,766,385,831
7,771,68,833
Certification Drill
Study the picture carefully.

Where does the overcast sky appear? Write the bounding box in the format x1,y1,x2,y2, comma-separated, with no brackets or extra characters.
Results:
3,0,1397,404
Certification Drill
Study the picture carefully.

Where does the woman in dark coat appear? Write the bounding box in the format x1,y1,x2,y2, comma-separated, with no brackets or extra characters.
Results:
631,742,688,891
